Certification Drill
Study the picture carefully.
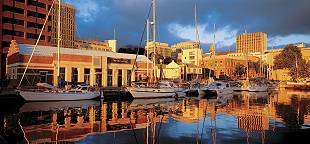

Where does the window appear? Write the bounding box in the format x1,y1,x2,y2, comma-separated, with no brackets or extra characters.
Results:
59,67,65,82
28,0,46,9
27,33,45,40
27,11,46,19
2,29,24,37
15,0,25,3
3,5,24,14
72,68,78,82
27,22,43,28
127,70,131,85
84,68,90,84
118,69,122,87
107,69,113,86
2,17,24,26
2,41,11,47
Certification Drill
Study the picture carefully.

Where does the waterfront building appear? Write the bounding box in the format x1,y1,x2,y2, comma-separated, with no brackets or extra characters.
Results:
202,52,260,79
181,48,203,66
6,40,151,87
0,0,54,80
157,60,202,81
262,43,310,81
171,41,200,64
146,42,172,58
51,1,75,49
75,39,114,52
236,32,267,53
107,39,117,52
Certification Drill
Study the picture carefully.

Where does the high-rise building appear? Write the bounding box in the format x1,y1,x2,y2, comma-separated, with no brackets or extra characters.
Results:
51,2,75,48
236,32,267,53
146,42,172,58
0,0,53,81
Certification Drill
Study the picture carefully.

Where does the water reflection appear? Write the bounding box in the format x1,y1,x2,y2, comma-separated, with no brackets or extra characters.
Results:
0,89,309,143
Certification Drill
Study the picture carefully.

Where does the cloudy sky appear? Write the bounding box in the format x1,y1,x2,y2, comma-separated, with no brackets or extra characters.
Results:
64,0,310,52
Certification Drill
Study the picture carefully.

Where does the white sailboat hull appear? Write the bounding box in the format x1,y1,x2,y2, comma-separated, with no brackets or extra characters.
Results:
127,87,181,99
19,91,100,101
198,82,233,97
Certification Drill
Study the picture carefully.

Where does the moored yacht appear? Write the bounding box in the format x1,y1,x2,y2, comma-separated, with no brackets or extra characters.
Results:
19,85,100,101
127,81,186,99
198,81,233,97
17,0,100,102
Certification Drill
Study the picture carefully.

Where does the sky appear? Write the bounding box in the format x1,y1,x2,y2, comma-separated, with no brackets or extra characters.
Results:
64,0,310,52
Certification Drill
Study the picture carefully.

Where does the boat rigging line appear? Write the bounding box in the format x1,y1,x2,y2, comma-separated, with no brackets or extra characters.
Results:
18,0,56,88
131,2,153,77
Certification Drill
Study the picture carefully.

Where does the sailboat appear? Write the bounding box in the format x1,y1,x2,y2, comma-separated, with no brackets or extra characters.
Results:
248,48,268,92
17,0,100,101
198,24,233,97
126,0,185,99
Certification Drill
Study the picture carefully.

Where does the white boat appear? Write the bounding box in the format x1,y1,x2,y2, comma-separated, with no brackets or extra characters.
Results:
127,81,186,99
19,85,100,101
126,0,186,99
17,0,99,101
198,81,233,97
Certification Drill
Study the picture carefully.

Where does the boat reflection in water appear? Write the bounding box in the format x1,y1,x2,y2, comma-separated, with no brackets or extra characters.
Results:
0,89,310,144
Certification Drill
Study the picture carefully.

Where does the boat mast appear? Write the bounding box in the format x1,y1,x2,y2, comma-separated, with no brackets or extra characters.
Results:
57,0,61,87
213,24,216,79
194,4,200,79
146,19,150,79
194,4,200,48
152,0,157,82
245,26,249,80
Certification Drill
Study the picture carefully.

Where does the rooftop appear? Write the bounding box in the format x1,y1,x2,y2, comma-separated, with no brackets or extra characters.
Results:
18,44,151,63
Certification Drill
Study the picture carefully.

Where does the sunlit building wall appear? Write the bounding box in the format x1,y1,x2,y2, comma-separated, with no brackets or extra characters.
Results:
236,32,267,53
181,48,202,66
51,2,75,48
146,42,172,58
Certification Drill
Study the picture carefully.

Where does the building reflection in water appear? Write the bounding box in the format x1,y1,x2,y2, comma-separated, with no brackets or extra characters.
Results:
0,90,309,143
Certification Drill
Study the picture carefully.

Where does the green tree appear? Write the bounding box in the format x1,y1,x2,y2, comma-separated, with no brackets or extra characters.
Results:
234,63,247,78
274,44,310,80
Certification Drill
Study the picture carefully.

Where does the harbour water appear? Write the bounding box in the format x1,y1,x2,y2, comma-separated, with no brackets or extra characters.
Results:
0,89,310,144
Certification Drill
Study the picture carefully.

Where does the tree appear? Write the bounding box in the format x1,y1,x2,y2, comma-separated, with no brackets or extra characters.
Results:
234,63,247,79
274,44,310,80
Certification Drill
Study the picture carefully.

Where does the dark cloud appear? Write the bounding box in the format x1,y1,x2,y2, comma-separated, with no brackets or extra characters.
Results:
67,0,310,51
